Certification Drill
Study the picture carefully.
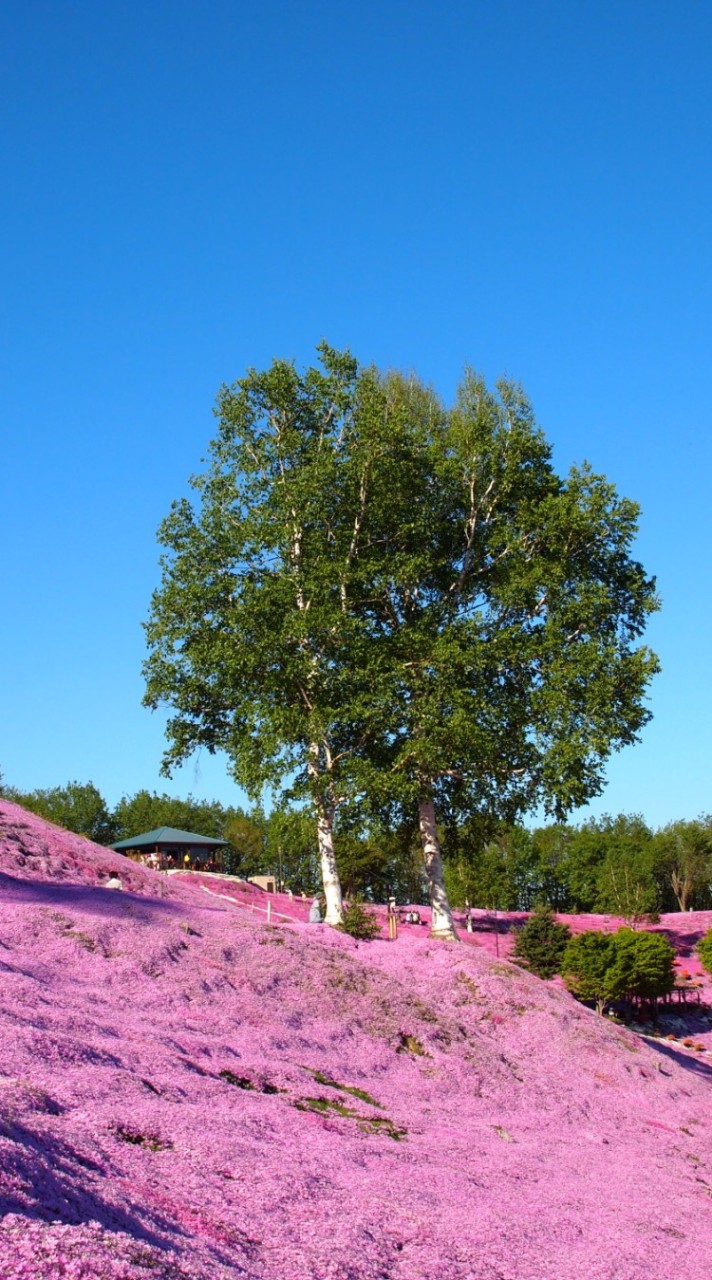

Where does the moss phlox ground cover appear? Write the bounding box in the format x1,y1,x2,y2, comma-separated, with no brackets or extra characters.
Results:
2,799,712,1279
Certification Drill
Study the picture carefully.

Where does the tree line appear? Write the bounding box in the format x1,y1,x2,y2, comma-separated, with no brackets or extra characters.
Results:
4,775,710,919
445,812,712,918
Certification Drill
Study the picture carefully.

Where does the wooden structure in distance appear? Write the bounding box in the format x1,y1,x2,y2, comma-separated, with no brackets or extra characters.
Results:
110,826,227,871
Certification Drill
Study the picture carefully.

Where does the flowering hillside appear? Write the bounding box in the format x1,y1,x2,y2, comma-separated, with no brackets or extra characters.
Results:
2,799,712,1280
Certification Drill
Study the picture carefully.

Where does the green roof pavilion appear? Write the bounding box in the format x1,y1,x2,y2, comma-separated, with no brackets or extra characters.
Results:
110,827,227,870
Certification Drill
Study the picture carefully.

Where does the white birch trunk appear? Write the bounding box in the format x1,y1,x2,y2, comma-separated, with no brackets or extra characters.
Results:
418,794,458,941
317,803,343,926
307,741,343,925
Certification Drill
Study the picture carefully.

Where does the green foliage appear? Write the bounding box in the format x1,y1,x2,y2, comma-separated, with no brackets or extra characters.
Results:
561,930,622,1013
480,829,537,911
653,818,712,912
561,814,656,916
330,826,388,901
334,816,427,904
337,900,382,941
142,343,369,808
446,822,574,913
347,370,659,821
590,816,660,922
610,928,675,1003
223,810,266,878
512,904,572,978
142,344,385,920
562,926,675,1013
264,807,318,894
346,369,658,929
446,812,711,919
112,789,228,842
529,825,576,911
697,928,712,976
596,858,660,924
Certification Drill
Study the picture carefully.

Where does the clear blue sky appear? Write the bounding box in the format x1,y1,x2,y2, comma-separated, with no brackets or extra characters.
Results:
2,1,710,827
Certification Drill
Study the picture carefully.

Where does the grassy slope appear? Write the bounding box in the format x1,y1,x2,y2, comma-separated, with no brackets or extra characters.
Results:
1,798,712,1280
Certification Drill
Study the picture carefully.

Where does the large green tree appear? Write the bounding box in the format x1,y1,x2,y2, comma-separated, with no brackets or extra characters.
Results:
445,825,537,912
263,806,318,894
566,814,660,920
345,369,659,938
144,348,658,938
529,824,576,911
143,345,383,924
652,818,712,912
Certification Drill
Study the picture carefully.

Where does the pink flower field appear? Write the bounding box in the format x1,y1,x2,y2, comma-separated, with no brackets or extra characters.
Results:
2,798,712,1280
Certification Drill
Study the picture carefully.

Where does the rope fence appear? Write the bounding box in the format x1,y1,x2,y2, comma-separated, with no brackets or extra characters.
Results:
198,882,303,923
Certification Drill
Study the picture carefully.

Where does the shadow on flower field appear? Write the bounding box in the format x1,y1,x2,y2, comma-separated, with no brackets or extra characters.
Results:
653,923,707,957
0,1113,177,1249
0,870,180,920
643,1036,712,1081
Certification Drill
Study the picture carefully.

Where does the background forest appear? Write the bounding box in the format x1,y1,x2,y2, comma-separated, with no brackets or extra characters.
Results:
3,775,710,918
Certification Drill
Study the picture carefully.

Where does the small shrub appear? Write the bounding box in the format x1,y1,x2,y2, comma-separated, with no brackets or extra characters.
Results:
512,904,571,979
337,901,382,941
220,1070,280,1094
397,1032,428,1056
112,1125,172,1152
